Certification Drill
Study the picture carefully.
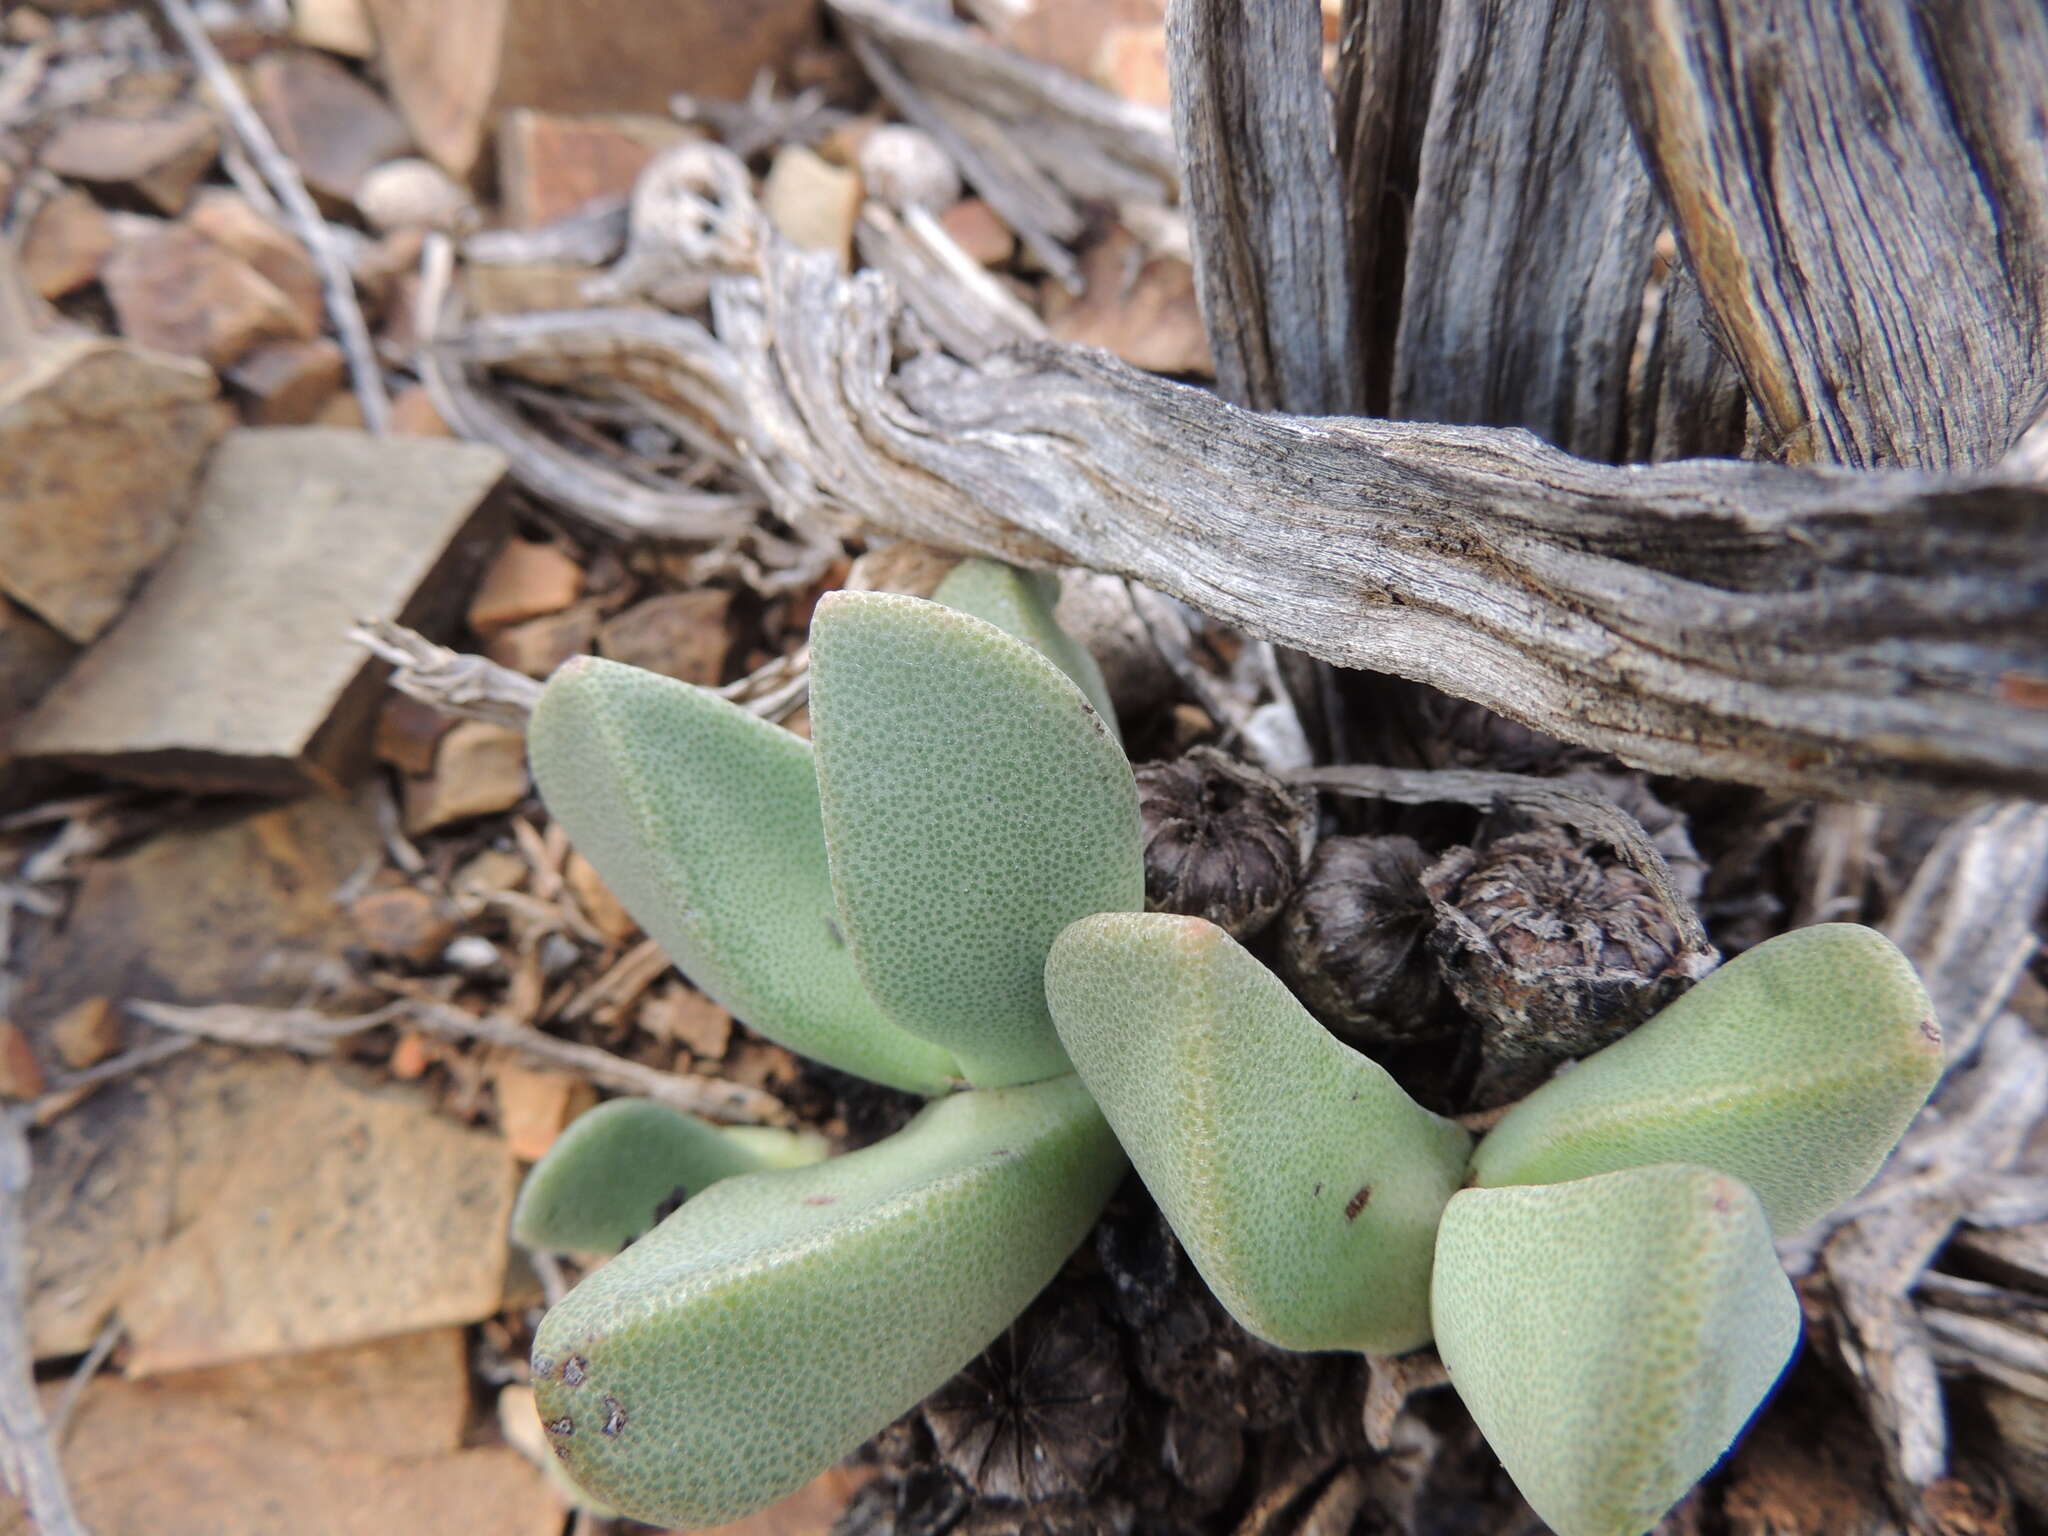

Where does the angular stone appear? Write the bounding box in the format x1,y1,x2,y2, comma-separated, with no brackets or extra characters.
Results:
48,995,121,1070
186,190,326,334
464,261,595,315
39,102,220,214
104,222,313,366
349,884,459,963
0,1022,44,1100
490,1054,596,1162
1044,224,1213,376
0,334,225,643
403,719,529,834
366,0,815,176
120,1065,519,1373
226,337,346,425
596,588,732,686
564,849,634,943
989,0,1163,80
21,186,114,298
497,108,683,227
938,197,1014,266
291,0,378,58
355,155,472,232
388,381,450,435
0,597,78,731
640,981,731,1060
13,429,507,794
373,691,454,775
466,536,582,631
1093,20,1170,107
481,604,595,677
761,143,861,266
249,48,412,206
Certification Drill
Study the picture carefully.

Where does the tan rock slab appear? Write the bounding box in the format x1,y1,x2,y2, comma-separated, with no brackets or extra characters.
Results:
468,536,583,630
640,981,731,1060
762,143,861,267
483,603,596,677
0,1022,44,1099
227,336,346,424
988,0,1163,80
938,197,1014,266
491,1053,597,1161
373,691,454,774
366,0,814,176
39,102,220,213
187,189,326,333
597,588,733,687
1093,20,1170,107
0,596,78,729
119,1064,519,1373
104,221,313,366
0,334,225,643
1044,224,1213,376
404,719,530,834
21,185,114,297
14,428,508,793
497,108,684,227
0,1330,563,1536
47,995,121,1069
565,849,635,943
250,48,413,206
389,380,451,435
291,0,378,58
349,884,459,963
465,260,598,315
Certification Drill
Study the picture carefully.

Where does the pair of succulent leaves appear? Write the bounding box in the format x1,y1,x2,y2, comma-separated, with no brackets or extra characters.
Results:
516,561,1942,1536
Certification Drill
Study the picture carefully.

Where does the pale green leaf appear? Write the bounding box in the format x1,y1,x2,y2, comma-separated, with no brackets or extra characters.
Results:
809,592,1143,1087
528,1074,1125,1528
1470,923,1942,1234
1433,1165,1800,1536
527,657,960,1094
511,1098,827,1253
1046,912,1471,1354
931,559,1121,744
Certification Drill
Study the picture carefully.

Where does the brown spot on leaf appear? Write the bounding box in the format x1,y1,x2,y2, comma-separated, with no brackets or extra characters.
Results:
602,1395,627,1436
531,1354,556,1380
546,1416,574,1437
801,1195,837,1206
1919,1016,1942,1046
562,1355,588,1388
1345,1186,1372,1221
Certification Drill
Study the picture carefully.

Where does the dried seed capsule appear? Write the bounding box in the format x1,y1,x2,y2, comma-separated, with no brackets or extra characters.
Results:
1277,834,1449,1045
1423,827,1697,1104
1134,747,1314,940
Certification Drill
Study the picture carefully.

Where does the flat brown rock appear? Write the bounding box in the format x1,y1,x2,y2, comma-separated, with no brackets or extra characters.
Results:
187,189,326,333
467,536,583,630
120,1065,519,1373
0,596,78,730
0,334,226,643
1044,224,1213,377
249,48,413,206
227,336,346,424
597,588,733,686
0,1330,562,1536
39,102,220,213
402,718,530,833
761,143,861,266
21,185,114,297
14,428,507,793
497,108,684,227
104,221,314,366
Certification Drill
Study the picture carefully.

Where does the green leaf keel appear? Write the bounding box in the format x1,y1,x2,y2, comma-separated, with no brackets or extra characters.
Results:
809,592,1144,1087
930,559,1122,744
1469,923,1942,1234
529,1073,1126,1528
511,1098,827,1253
527,657,960,1094
1046,913,1471,1354
1432,1165,1800,1536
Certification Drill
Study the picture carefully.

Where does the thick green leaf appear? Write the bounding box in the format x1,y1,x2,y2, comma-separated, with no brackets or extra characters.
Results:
511,1098,827,1253
1433,1165,1799,1536
1470,923,1941,1234
1046,912,1471,1353
527,657,960,1094
930,559,1121,744
528,1074,1125,1528
809,592,1143,1087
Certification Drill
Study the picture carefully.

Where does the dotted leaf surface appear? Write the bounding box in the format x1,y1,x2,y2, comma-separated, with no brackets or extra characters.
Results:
1470,924,1941,1234
527,657,960,1094
529,1074,1125,1528
809,593,1143,1087
1046,912,1471,1353
511,1099,826,1254
930,559,1121,744
1432,1165,1800,1536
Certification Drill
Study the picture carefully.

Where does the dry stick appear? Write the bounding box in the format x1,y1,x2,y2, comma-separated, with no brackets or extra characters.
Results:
48,1316,122,1447
1288,761,1713,958
153,0,389,432
0,1111,87,1536
398,1001,788,1126
349,619,541,728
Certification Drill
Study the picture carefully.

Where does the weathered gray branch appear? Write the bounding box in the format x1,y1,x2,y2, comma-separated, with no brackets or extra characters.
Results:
1607,0,2048,469
1169,0,1361,412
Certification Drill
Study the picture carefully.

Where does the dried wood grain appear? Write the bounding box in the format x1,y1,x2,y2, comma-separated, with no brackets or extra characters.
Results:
1607,0,2048,469
1168,0,1361,413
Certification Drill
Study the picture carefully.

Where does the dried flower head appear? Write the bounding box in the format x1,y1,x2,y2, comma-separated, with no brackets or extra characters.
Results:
1278,834,1449,1044
1134,747,1315,939
1423,827,1700,1104
923,1292,1128,1505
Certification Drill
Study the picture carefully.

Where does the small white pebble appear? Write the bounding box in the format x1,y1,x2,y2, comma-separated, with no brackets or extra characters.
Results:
857,124,961,213
443,934,502,974
356,157,473,234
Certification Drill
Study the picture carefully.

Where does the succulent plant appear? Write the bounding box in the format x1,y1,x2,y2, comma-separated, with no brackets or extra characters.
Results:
515,557,1944,1536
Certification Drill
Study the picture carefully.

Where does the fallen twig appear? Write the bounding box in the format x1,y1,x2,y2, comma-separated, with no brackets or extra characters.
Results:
48,1316,122,1448
348,619,541,727
125,998,404,1053
0,1111,87,1536
153,0,389,432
